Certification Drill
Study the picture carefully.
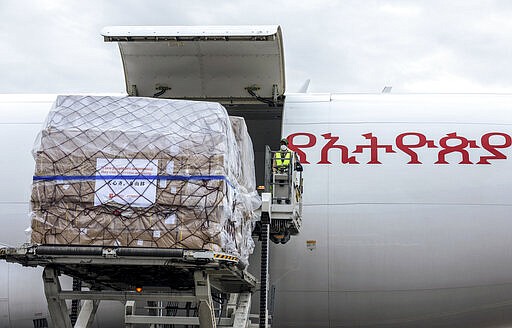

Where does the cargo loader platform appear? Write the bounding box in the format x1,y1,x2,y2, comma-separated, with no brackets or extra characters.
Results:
258,146,303,245
2,245,258,328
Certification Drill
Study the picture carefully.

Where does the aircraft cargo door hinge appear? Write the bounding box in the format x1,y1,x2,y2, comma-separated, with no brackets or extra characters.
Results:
245,85,276,107
153,85,171,98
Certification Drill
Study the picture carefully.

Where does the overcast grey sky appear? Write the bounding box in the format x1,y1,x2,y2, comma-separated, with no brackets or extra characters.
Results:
1,0,512,94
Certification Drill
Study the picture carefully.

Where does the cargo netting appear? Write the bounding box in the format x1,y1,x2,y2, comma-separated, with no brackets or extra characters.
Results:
30,95,260,265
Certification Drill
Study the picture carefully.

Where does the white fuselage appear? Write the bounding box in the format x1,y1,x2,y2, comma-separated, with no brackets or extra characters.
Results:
270,93,512,327
2,93,512,327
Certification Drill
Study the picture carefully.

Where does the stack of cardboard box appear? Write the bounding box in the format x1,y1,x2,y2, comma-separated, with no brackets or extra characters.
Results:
30,96,259,264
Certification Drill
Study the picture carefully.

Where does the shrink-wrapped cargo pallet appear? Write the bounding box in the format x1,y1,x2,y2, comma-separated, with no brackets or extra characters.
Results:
30,95,260,265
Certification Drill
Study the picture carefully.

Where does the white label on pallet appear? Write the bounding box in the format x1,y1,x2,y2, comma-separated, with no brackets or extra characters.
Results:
94,158,158,207
166,161,174,174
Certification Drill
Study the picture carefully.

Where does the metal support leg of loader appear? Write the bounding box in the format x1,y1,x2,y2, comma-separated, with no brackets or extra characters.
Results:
232,292,252,328
195,270,216,328
74,300,100,328
43,266,72,328
124,301,135,328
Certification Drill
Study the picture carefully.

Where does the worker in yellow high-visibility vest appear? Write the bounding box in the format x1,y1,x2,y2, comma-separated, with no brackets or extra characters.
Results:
275,138,293,173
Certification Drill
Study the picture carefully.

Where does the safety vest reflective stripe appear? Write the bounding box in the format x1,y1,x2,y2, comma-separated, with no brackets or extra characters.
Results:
276,151,291,167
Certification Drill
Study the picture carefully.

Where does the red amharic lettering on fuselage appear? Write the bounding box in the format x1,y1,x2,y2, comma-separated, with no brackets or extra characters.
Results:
287,132,512,165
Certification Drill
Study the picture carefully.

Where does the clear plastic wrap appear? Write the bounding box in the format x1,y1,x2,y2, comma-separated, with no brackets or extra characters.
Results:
30,95,260,265
229,116,260,210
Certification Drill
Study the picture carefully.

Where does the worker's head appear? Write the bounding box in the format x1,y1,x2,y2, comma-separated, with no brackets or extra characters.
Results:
280,138,288,151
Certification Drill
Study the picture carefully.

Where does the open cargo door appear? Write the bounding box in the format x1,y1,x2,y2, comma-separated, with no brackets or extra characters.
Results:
102,25,285,104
